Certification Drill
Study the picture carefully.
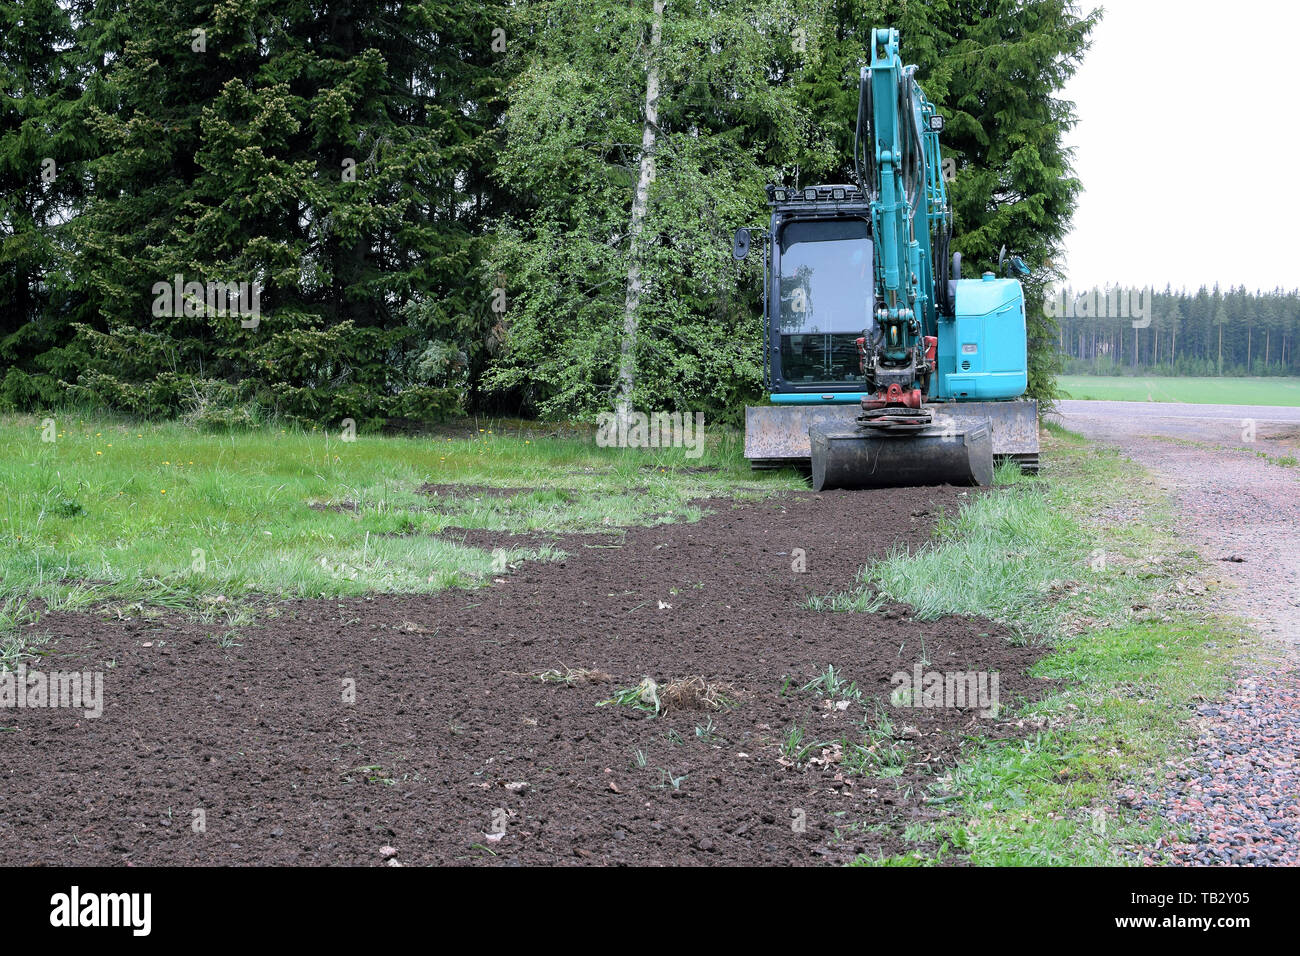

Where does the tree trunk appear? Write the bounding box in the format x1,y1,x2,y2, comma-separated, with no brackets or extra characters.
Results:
615,0,664,425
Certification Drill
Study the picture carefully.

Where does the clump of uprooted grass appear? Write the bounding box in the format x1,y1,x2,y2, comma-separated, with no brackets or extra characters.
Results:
660,676,740,713
597,676,740,717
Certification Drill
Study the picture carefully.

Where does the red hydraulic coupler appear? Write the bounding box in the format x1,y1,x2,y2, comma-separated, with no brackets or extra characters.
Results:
861,383,923,410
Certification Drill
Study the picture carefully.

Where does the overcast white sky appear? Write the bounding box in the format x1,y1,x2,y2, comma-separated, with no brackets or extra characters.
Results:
1059,0,1299,292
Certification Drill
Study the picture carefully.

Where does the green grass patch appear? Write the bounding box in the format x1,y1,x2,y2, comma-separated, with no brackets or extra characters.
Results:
908,617,1244,866
825,426,1243,865
0,413,802,651
855,443,1181,643
1058,374,1300,406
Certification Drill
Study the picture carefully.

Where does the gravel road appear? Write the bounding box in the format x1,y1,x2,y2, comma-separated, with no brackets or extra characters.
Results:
1054,400,1300,642
1052,399,1300,866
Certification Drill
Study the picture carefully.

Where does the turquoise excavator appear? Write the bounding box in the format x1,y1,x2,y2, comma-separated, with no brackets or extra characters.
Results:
732,27,1039,489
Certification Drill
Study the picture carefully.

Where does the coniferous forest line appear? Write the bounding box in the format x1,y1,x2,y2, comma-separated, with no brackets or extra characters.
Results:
3,1,1101,426
1055,285,1300,377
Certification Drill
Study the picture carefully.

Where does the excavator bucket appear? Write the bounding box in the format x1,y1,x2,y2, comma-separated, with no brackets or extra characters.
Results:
808,421,993,491
744,400,1038,475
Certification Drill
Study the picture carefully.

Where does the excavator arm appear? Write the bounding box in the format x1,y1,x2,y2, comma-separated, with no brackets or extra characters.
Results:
855,27,952,415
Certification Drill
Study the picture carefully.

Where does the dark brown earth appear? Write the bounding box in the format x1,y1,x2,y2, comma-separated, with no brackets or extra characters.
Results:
0,486,1049,866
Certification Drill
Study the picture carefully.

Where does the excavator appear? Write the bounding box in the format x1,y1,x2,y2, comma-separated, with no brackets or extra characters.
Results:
732,27,1039,490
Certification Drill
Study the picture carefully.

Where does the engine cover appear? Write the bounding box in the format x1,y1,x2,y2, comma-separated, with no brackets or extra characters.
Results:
937,275,1028,401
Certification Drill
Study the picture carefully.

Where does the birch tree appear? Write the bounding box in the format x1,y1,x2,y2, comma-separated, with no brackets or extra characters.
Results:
615,0,664,427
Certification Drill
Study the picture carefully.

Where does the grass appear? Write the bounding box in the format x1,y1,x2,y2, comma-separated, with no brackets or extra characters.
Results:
779,700,911,778
1142,432,1300,470
841,703,911,778
781,723,816,761
0,412,802,657
780,670,911,778
857,452,1180,643
801,663,863,701
3,408,1245,865
1058,374,1300,406
824,423,1245,865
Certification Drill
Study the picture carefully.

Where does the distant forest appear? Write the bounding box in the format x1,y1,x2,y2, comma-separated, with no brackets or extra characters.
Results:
1055,286,1300,377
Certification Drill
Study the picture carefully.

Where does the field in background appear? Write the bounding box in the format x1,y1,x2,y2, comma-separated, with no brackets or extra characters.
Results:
1058,375,1300,406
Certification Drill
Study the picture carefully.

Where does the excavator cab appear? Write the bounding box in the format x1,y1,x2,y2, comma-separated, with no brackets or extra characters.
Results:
735,185,878,406
776,214,872,388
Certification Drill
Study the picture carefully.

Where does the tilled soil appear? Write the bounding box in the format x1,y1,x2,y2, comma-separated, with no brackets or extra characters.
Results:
1056,400,1300,866
1,486,1048,866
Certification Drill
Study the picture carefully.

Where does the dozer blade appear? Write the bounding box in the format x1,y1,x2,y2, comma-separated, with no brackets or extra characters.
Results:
809,422,993,491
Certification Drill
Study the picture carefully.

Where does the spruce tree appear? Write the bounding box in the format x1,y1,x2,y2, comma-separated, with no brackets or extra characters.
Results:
66,0,509,424
0,0,93,409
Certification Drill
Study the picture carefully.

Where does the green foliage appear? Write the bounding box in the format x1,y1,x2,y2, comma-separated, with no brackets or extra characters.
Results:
5,1,509,422
4,0,1098,419
487,0,821,420
0,0,96,410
